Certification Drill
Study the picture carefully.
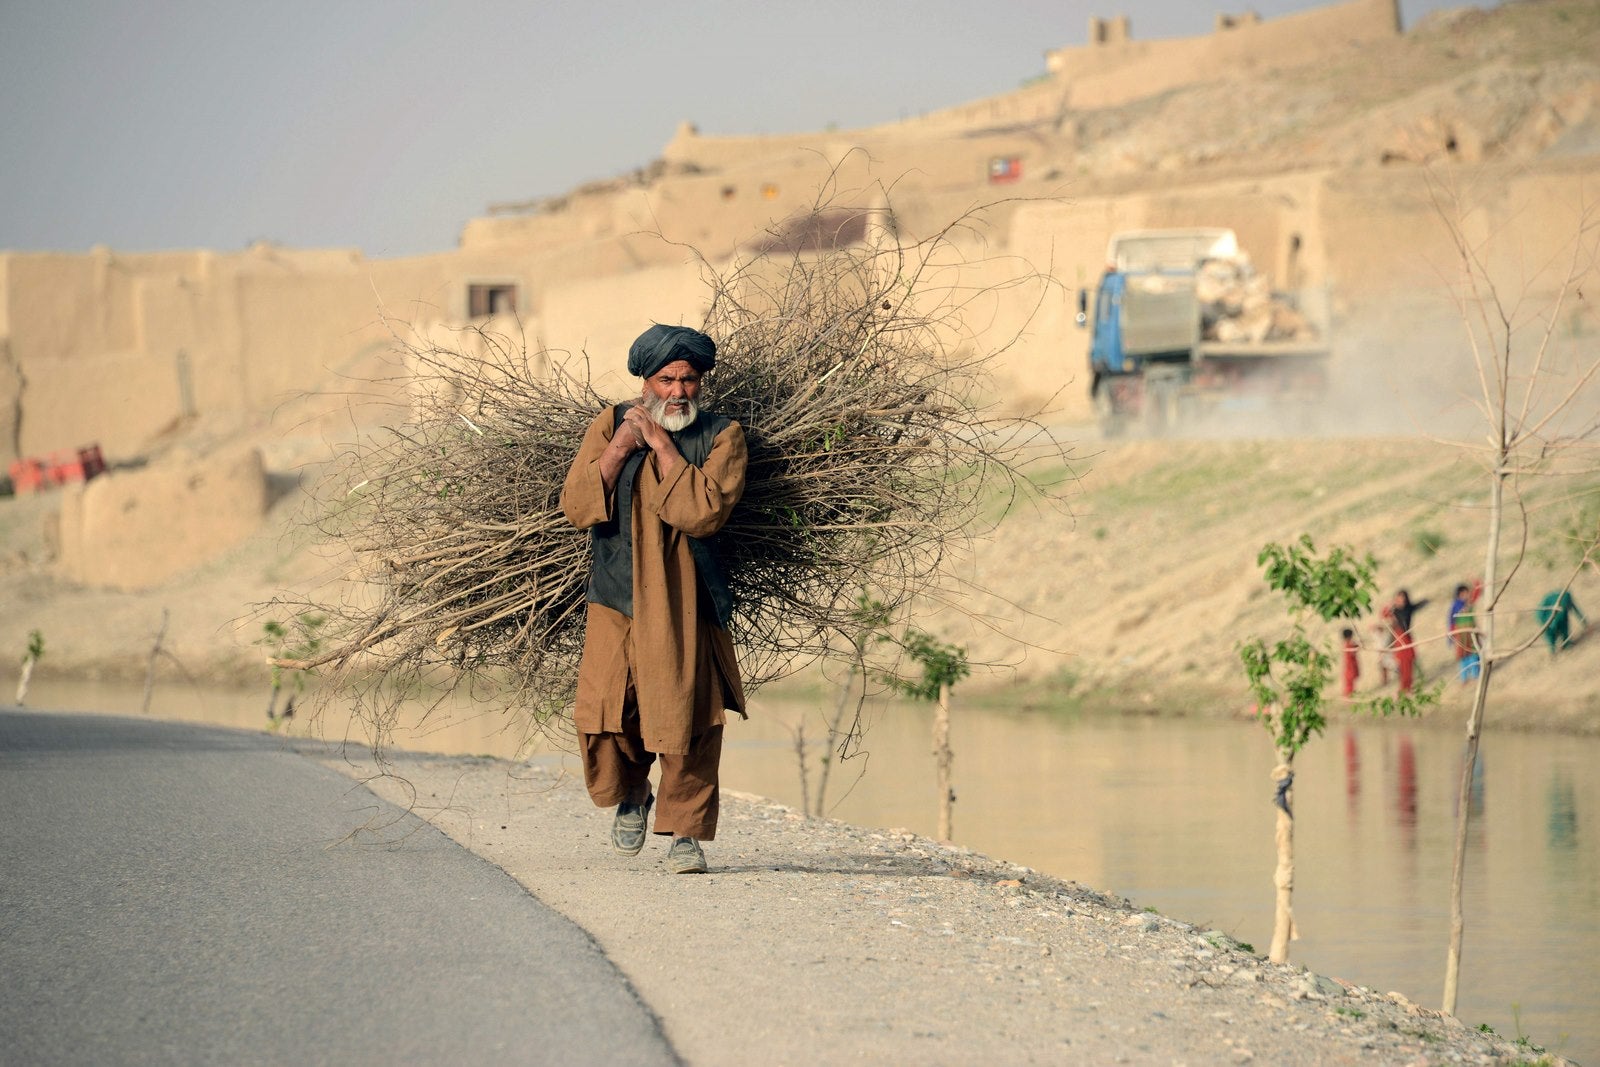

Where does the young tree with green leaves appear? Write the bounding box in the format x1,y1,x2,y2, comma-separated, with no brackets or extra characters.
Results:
881,627,970,842
1240,535,1431,963
15,629,44,706
257,614,326,729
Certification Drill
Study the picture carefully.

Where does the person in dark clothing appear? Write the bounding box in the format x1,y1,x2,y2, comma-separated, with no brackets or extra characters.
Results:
1535,589,1588,654
560,324,748,875
1389,589,1429,693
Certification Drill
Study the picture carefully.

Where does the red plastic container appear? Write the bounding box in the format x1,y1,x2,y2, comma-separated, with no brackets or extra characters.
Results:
47,450,85,484
8,458,46,494
7,443,106,494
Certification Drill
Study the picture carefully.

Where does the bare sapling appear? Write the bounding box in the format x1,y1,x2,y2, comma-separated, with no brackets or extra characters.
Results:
141,609,169,715
809,594,892,818
1425,171,1600,1016
791,719,811,818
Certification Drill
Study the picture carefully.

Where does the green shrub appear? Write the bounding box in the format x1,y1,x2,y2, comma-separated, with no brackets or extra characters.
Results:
1411,528,1446,556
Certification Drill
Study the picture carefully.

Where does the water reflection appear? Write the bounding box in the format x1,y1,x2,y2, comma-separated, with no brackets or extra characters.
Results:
1396,734,1418,838
1549,772,1578,852
9,679,1598,1064
1343,729,1359,816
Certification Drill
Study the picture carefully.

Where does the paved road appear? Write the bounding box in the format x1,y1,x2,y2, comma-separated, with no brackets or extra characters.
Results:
0,709,678,1066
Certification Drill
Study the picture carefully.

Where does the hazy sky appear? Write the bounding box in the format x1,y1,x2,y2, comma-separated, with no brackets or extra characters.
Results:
0,1,1484,258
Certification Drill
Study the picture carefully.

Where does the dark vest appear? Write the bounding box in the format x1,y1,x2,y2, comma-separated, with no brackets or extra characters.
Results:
586,403,735,628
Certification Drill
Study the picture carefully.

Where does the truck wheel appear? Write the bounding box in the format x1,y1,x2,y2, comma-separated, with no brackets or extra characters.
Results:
1144,379,1179,436
1093,379,1125,438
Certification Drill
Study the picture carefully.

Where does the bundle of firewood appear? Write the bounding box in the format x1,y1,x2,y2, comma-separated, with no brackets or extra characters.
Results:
267,204,1066,751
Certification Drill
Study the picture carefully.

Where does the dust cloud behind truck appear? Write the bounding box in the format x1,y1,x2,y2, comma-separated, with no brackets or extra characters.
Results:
1077,228,1328,433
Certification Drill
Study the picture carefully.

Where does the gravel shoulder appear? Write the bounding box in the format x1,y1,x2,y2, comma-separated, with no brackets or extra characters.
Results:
306,744,1562,1066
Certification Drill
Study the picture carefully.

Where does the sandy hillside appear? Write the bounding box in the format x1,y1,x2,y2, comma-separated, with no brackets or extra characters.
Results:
937,429,1600,733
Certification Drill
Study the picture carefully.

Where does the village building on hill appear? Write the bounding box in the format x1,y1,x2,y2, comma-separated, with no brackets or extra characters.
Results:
1,0,1595,487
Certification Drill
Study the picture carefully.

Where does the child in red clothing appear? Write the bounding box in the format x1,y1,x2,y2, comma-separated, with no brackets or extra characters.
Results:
1389,590,1428,693
1340,627,1361,698
1372,607,1396,687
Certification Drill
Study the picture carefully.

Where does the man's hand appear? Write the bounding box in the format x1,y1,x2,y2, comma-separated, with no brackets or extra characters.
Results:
622,406,672,452
609,414,648,457
623,405,681,475
600,405,682,492
598,415,647,492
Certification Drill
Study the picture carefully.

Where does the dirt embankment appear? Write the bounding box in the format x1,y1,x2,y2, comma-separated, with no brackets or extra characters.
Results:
936,431,1600,735
3,427,1595,736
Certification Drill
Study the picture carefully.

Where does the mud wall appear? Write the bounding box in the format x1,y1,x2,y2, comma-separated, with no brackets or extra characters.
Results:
56,445,269,591
1046,0,1399,109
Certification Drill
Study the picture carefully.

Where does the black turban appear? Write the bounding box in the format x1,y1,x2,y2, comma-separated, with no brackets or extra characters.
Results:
627,324,717,379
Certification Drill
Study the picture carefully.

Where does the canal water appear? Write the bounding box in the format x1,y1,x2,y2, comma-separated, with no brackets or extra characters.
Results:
15,677,1598,1063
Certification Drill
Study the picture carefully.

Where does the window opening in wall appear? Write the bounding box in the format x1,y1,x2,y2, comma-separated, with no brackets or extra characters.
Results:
988,156,1022,183
468,283,518,318
721,185,737,201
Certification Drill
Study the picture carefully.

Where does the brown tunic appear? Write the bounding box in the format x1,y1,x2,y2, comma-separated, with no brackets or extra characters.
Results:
560,405,748,755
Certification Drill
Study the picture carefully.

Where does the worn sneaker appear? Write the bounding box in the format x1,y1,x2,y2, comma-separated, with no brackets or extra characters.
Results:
610,793,653,856
667,836,707,874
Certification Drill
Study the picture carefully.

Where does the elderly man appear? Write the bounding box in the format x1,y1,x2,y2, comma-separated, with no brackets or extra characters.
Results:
560,324,748,874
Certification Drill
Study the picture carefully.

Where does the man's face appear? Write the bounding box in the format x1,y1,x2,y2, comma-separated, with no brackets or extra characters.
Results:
641,359,702,432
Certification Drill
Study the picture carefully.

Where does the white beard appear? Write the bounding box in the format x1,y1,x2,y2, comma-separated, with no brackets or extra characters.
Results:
644,393,698,432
